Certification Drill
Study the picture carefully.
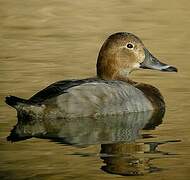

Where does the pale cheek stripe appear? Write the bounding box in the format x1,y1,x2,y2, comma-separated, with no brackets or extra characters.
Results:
161,65,170,70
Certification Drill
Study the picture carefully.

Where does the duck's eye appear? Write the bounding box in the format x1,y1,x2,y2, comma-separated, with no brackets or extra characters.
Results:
127,43,133,49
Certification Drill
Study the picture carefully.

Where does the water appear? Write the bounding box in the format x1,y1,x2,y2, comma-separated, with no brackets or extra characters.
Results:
0,0,190,179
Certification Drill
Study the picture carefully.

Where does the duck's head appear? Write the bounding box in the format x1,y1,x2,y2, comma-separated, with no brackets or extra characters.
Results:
97,32,177,80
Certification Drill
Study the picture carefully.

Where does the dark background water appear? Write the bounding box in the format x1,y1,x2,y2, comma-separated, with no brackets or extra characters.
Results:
0,0,190,179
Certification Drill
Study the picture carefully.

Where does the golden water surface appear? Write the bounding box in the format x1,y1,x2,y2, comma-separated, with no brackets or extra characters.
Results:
0,0,190,179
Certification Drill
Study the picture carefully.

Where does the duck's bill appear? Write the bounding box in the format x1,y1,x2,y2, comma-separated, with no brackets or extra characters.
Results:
140,48,177,72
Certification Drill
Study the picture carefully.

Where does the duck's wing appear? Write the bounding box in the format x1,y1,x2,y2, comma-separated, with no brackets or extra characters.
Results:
28,78,103,104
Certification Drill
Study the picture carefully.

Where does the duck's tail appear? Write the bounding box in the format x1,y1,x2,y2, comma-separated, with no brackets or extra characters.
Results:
5,96,28,108
5,96,30,141
6,96,45,142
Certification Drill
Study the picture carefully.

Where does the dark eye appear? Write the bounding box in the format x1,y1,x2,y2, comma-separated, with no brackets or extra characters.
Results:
127,43,133,49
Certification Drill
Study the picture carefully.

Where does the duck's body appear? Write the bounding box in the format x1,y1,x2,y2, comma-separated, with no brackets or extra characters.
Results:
6,78,157,119
5,32,177,120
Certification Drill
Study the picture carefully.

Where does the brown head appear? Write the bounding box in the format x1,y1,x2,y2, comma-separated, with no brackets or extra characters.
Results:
97,32,177,80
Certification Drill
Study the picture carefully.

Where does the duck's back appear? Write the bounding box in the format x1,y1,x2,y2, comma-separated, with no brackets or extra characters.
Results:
26,78,153,118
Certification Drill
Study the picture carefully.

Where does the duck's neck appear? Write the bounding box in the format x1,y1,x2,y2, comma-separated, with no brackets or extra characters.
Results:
96,49,135,84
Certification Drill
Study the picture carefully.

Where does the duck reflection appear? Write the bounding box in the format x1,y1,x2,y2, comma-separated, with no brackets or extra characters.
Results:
99,109,164,176
8,108,171,176
8,109,163,144
101,142,153,176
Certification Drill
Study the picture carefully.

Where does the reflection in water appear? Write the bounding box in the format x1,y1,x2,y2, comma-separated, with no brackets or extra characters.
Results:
6,107,178,176
101,142,158,176
101,140,180,176
99,108,165,176
8,109,163,144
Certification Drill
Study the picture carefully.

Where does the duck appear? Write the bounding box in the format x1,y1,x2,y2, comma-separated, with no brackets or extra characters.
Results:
5,32,177,120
